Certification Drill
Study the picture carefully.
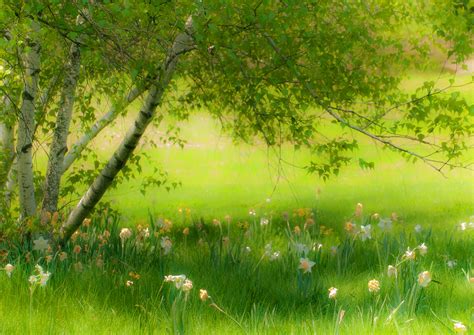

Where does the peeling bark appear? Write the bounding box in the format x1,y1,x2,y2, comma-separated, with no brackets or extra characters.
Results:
16,21,41,218
0,114,15,213
60,18,195,243
42,28,82,213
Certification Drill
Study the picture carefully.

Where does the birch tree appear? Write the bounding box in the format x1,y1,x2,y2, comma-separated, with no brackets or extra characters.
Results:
0,0,472,244
16,20,41,218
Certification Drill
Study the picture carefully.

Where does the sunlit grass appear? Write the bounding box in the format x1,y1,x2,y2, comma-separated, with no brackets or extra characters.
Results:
1,71,472,334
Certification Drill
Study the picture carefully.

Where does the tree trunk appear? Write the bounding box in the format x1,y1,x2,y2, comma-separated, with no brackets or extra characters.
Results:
0,118,15,214
60,18,194,244
16,21,41,218
42,32,82,213
61,86,144,173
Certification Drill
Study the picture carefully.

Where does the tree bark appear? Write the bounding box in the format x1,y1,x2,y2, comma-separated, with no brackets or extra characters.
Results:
0,115,15,214
61,86,144,173
60,18,194,243
16,21,41,218
42,29,82,213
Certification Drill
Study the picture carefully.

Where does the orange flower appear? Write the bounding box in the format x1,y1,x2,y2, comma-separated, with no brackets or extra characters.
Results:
294,225,301,235
73,245,82,254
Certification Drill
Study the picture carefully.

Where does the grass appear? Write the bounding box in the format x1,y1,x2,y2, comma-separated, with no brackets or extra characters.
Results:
0,70,473,334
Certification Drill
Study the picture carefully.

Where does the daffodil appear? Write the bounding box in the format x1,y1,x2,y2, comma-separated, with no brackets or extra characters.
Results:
355,203,363,217
403,247,416,260
387,265,397,278
453,321,467,334
328,287,338,299
182,279,193,292
417,271,431,287
360,225,372,241
33,236,49,253
299,258,315,274
378,219,392,232
4,264,14,278
418,243,428,256
161,237,172,255
199,289,209,301
368,279,380,293
119,228,132,241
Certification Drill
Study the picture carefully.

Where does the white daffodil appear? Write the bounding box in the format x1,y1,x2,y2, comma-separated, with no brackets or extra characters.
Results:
403,247,416,260
418,243,428,256
360,225,372,241
299,258,315,274
453,321,467,334
387,265,398,278
160,237,172,255
33,236,49,253
119,228,132,241
417,271,432,287
378,218,392,232
4,264,14,278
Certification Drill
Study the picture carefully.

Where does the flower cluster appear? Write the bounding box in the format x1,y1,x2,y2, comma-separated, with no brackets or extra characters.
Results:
28,265,51,288
164,274,193,292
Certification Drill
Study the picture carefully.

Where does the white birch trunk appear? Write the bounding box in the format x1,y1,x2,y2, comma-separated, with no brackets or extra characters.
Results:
42,31,82,213
60,19,194,243
16,21,41,218
0,119,14,213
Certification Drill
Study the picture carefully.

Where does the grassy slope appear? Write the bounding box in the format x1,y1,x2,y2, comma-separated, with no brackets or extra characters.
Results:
0,72,473,334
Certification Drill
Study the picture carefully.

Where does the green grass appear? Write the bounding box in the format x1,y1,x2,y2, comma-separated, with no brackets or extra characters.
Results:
1,71,473,334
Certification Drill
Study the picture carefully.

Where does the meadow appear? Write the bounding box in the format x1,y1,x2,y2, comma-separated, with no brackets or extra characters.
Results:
0,70,473,334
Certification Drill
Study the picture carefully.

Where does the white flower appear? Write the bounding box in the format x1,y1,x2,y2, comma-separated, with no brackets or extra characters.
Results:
29,275,38,285
312,243,323,251
260,218,269,226
119,228,132,241
418,271,432,287
299,258,315,273
378,219,392,232
414,224,423,233
360,225,372,241
294,243,309,255
164,274,187,289
4,264,14,278
453,321,467,334
39,271,51,287
368,279,380,293
249,210,256,216
33,236,49,252
245,246,251,253
403,247,416,260
459,222,467,231
328,287,338,299
418,243,428,256
160,237,172,255
447,260,457,268
269,251,280,261
264,243,273,257
182,279,193,292
387,265,398,278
